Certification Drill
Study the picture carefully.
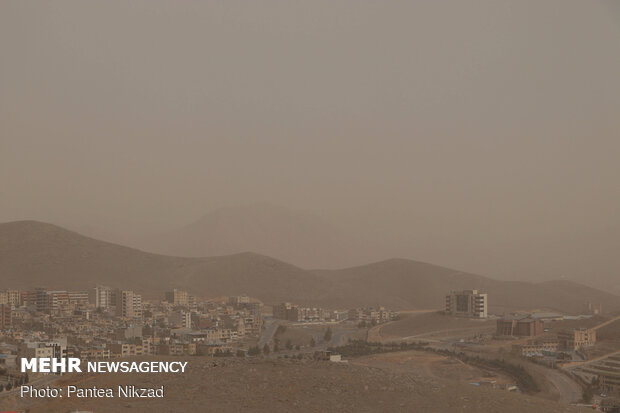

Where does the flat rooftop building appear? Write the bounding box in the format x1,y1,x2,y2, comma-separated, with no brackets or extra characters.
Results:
445,290,488,318
497,317,544,337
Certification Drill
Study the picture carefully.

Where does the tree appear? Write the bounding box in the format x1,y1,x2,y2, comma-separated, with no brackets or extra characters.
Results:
236,349,246,357
263,344,271,355
5,382,12,391
295,345,300,350
310,338,316,347
582,387,594,404
248,346,261,356
285,339,293,350
273,342,280,352
324,327,333,342
24,373,29,384
0,384,4,392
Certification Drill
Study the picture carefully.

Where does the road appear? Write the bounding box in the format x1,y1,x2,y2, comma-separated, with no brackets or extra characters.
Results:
527,363,582,404
592,315,620,331
563,348,620,370
258,319,280,348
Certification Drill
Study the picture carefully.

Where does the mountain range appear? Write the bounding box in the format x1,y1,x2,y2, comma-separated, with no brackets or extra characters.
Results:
1,220,619,314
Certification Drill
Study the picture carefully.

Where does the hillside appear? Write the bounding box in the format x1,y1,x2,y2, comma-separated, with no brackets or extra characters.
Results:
0,221,329,303
314,259,620,313
1,221,618,313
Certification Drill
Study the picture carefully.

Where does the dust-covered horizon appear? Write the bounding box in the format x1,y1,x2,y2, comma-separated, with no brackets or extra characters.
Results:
1,1,619,282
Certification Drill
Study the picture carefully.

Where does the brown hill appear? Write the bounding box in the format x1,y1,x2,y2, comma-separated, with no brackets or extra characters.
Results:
1,221,618,313
0,220,329,303
314,259,620,313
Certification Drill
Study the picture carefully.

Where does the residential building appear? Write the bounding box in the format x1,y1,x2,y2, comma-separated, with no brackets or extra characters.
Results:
558,328,596,350
512,339,560,357
165,289,189,307
0,304,11,328
348,307,396,324
169,311,191,328
273,303,300,321
7,289,21,307
445,290,488,318
115,290,142,318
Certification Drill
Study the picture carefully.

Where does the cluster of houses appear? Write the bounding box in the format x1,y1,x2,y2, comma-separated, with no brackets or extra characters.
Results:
272,302,396,324
0,287,263,372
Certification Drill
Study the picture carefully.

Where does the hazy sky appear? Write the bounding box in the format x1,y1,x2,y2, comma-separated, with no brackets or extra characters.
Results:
1,1,619,280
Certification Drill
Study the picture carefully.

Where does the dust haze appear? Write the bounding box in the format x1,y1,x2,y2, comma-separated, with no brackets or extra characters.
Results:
1,0,619,283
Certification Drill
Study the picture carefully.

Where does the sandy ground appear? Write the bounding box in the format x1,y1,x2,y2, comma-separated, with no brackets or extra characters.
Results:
0,356,590,413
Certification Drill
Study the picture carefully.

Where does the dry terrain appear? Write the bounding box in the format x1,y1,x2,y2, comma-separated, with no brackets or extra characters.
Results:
0,357,590,413
374,312,496,342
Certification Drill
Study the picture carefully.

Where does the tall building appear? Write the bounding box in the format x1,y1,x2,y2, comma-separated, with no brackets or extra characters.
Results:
445,289,488,318
228,294,250,307
0,304,11,329
6,290,21,307
165,289,189,306
95,285,114,309
273,303,300,321
23,288,65,313
115,289,142,318
68,291,89,307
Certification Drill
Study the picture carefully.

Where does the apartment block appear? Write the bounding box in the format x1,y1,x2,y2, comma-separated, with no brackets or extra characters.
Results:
0,304,11,329
95,285,114,309
6,290,21,307
165,289,189,306
115,290,142,318
558,328,596,350
273,303,300,321
445,290,488,318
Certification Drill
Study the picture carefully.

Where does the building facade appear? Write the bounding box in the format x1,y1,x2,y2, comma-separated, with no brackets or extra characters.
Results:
496,317,544,337
445,290,488,318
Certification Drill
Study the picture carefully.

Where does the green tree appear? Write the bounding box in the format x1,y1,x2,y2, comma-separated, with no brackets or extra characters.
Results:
24,373,29,384
263,344,271,355
582,387,594,404
286,339,293,350
310,337,316,347
236,349,246,357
